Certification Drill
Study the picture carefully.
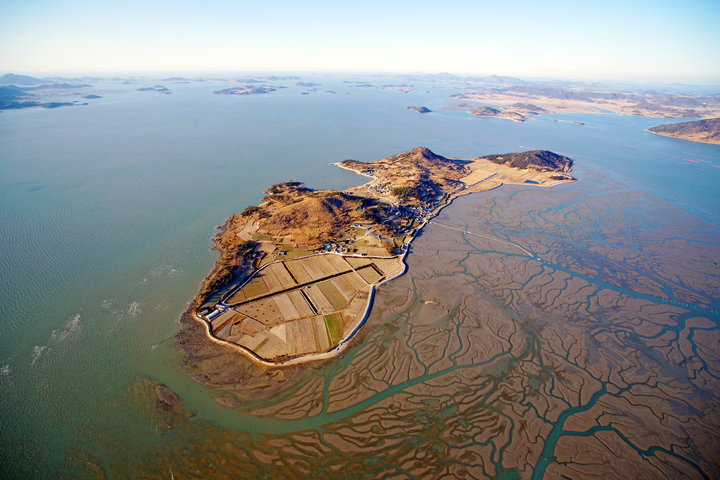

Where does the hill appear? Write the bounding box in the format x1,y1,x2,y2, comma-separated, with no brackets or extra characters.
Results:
0,73,45,85
0,85,31,101
468,106,526,122
481,150,573,172
199,148,576,305
341,147,468,202
647,118,720,145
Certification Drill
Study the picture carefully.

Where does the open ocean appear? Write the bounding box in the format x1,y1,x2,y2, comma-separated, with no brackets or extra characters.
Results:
1,74,719,478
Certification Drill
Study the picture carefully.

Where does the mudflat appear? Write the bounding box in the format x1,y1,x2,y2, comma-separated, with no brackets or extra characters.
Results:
172,170,720,479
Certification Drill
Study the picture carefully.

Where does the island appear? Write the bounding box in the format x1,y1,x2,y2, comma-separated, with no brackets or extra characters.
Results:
469,106,525,122
451,87,720,119
213,85,281,96
349,83,417,94
1,83,94,110
135,86,171,94
647,118,720,145
192,147,575,365
407,106,431,113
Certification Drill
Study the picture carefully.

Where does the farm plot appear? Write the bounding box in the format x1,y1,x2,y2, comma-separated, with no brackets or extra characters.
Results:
317,280,349,311
356,265,383,284
288,290,315,317
234,298,285,326
326,254,353,273
285,260,313,284
207,253,405,361
297,257,326,281
286,318,318,355
303,284,335,314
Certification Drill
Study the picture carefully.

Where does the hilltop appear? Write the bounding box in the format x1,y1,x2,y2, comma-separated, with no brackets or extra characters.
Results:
647,118,720,145
340,146,468,203
469,106,526,122
0,73,45,85
480,150,573,172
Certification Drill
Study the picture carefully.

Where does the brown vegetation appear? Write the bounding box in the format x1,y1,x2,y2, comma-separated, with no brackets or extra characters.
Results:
647,117,720,145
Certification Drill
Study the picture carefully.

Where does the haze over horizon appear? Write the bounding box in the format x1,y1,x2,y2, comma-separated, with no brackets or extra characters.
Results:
2,0,719,83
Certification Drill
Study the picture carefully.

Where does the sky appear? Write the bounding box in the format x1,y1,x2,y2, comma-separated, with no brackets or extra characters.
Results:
1,0,719,82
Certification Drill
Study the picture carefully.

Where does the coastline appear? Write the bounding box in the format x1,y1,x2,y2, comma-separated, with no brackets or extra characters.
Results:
182,150,575,368
190,252,406,367
187,175,506,367
645,129,720,145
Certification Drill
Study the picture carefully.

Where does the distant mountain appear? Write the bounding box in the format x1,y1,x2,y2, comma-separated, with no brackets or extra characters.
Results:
647,118,720,145
45,76,103,83
0,73,46,85
31,83,92,89
399,73,528,86
0,85,31,101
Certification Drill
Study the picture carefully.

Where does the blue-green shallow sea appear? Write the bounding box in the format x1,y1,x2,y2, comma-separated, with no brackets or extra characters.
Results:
1,75,719,478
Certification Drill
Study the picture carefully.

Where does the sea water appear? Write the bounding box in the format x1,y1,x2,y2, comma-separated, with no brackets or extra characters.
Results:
0,75,718,476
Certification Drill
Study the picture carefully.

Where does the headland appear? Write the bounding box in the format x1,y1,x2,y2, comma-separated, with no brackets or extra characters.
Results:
647,117,720,145
192,147,575,365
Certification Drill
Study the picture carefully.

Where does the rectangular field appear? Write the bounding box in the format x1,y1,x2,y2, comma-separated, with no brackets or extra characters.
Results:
235,298,284,325
286,318,318,355
241,277,269,300
345,271,368,289
356,265,382,284
286,260,313,284
260,267,282,293
317,281,348,311
371,258,403,277
327,254,353,273
273,294,300,321
288,290,315,318
331,275,356,301
304,285,335,314
314,255,339,276
298,257,326,281
226,288,247,304
324,313,342,345
270,263,297,288
313,316,330,351
345,257,372,269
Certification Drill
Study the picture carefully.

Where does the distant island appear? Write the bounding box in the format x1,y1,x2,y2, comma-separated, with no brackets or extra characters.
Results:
135,86,171,94
407,106,431,113
193,147,575,365
213,85,282,96
349,84,417,94
647,118,720,145
236,76,300,83
0,82,94,110
451,87,720,119
469,106,525,122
